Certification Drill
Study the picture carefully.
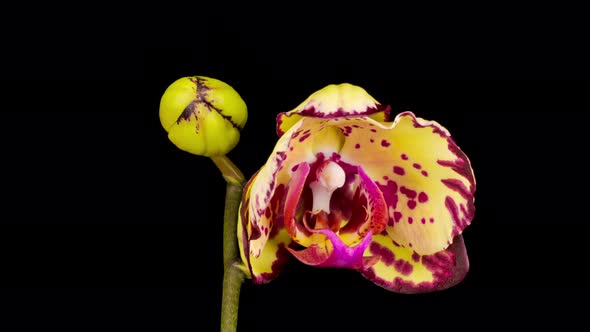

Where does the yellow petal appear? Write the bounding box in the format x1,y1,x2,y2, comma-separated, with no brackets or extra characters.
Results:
238,173,292,283
323,112,475,255
276,83,389,136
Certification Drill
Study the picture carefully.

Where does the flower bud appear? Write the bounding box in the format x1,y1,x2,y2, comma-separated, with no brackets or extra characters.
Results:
159,76,247,156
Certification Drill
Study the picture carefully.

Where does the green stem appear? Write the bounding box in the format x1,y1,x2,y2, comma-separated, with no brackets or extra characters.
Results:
212,156,246,332
211,155,246,185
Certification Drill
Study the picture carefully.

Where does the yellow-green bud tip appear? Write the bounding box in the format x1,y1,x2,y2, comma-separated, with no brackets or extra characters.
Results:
159,76,248,157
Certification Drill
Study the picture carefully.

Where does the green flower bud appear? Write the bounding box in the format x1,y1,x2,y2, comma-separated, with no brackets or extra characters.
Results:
159,76,248,156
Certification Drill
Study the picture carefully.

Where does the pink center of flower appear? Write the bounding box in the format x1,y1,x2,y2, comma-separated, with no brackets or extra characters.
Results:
284,156,388,269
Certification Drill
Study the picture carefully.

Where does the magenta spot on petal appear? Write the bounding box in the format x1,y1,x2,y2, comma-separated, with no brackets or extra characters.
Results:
383,175,389,180
409,242,413,247
408,217,413,224
265,208,271,218
412,252,420,262
289,146,293,151
355,143,361,149
421,251,455,281
370,139,375,143
421,217,426,224
394,259,414,275
418,192,429,203
407,200,416,209
421,170,428,177
401,154,408,160
412,163,422,169
370,128,377,133
381,139,391,147
377,180,399,209
394,211,402,223
441,178,472,201
276,151,287,161
342,126,353,137
400,186,417,199
429,217,435,223
352,124,361,128
370,242,413,275
299,133,311,142
291,164,299,172
369,242,395,265
393,166,405,176
446,196,468,237
264,227,269,235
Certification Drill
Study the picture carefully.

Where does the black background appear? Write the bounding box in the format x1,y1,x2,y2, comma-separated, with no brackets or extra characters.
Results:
1,15,588,331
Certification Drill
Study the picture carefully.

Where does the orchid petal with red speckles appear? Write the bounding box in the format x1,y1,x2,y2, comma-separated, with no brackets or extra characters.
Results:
276,83,390,136
330,112,476,255
360,234,469,293
238,173,292,283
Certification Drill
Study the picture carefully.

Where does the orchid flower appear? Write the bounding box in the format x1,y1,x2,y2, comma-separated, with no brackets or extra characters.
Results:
238,84,476,293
